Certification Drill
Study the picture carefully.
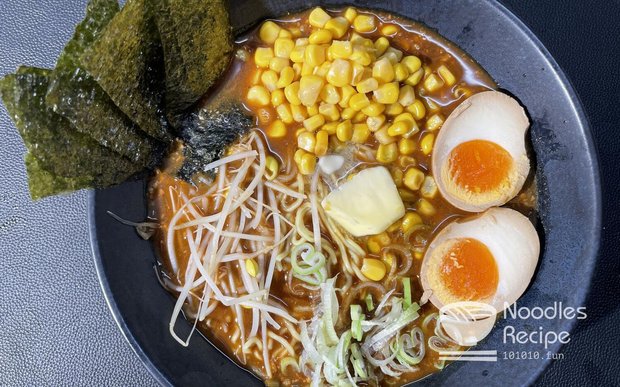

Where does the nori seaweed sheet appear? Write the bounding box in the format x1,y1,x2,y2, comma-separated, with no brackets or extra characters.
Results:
46,0,161,166
154,0,233,122
81,0,171,142
177,102,252,180
0,67,141,190
25,153,92,200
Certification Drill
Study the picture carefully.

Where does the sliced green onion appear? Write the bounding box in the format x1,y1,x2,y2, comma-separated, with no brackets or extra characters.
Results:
350,305,364,341
291,243,327,286
402,277,411,309
350,343,368,379
365,293,374,311
362,302,421,353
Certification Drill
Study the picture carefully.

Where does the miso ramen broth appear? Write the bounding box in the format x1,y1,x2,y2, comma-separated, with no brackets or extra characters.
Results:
149,6,537,386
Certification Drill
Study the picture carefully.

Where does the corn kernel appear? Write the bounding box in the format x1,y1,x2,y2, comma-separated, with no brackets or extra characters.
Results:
374,126,396,144
349,93,371,111
279,29,293,38
298,153,317,175
437,64,456,86
324,17,349,39
383,252,395,268
271,89,285,106
376,143,398,163
329,40,353,59
297,131,317,152
326,59,352,87
356,77,379,93
292,63,302,79
267,119,287,138
351,123,370,143
385,102,404,116
294,149,306,165
391,168,403,187
426,98,440,112
290,46,306,63
269,56,289,73
398,188,416,202
423,73,445,92
387,121,410,136
367,239,381,254
306,104,318,116
373,82,400,104
362,102,385,117
407,99,426,120
372,58,394,83
319,103,340,121
303,114,325,132
401,55,422,73
353,14,376,33
259,21,281,44
351,112,366,124
394,63,409,82
265,155,280,181
250,69,262,85
420,176,438,199
274,38,295,59
315,130,329,156
361,258,387,281
398,85,416,107
398,155,417,168
380,47,403,64
398,138,416,155
351,62,366,85
350,50,372,66
420,133,435,155
381,24,399,36
305,44,326,67
344,7,358,23
246,85,270,106
276,103,294,124
454,86,473,99
260,70,278,91
374,37,390,56
366,115,386,131
417,198,436,217
309,7,331,28
336,120,353,141
322,121,339,134
426,113,444,131
405,68,424,86
291,104,307,122
299,75,324,106
246,258,259,277
309,29,333,45
314,61,332,77
277,66,295,88
284,81,301,105
341,107,356,120
394,112,415,126
401,212,423,233
254,47,274,68
320,84,341,104
404,167,424,191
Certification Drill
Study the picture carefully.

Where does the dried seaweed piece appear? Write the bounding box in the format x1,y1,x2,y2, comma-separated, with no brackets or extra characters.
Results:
81,0,171,141
25,153,92,200
154,0,233,121
177,102,253,181
0,67,141,189
46,0,160,166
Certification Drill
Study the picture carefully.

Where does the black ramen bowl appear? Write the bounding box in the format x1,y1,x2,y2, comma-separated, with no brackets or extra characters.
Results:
90,0,601,385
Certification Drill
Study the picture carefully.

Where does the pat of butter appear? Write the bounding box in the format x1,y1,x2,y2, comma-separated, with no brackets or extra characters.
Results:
321,166,405,237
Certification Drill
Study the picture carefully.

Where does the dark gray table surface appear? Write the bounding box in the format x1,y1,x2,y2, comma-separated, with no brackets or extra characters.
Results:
0,1,618,386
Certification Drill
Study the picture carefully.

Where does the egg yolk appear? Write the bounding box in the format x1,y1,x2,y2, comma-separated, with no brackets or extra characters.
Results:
439,238,499,301
449,140,513,193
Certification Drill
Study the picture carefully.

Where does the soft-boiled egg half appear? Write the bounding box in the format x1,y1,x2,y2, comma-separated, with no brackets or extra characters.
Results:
420,207,539,312
432,91,530,212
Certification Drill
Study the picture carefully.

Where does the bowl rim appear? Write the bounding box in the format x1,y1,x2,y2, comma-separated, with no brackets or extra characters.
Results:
88,0,602,385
